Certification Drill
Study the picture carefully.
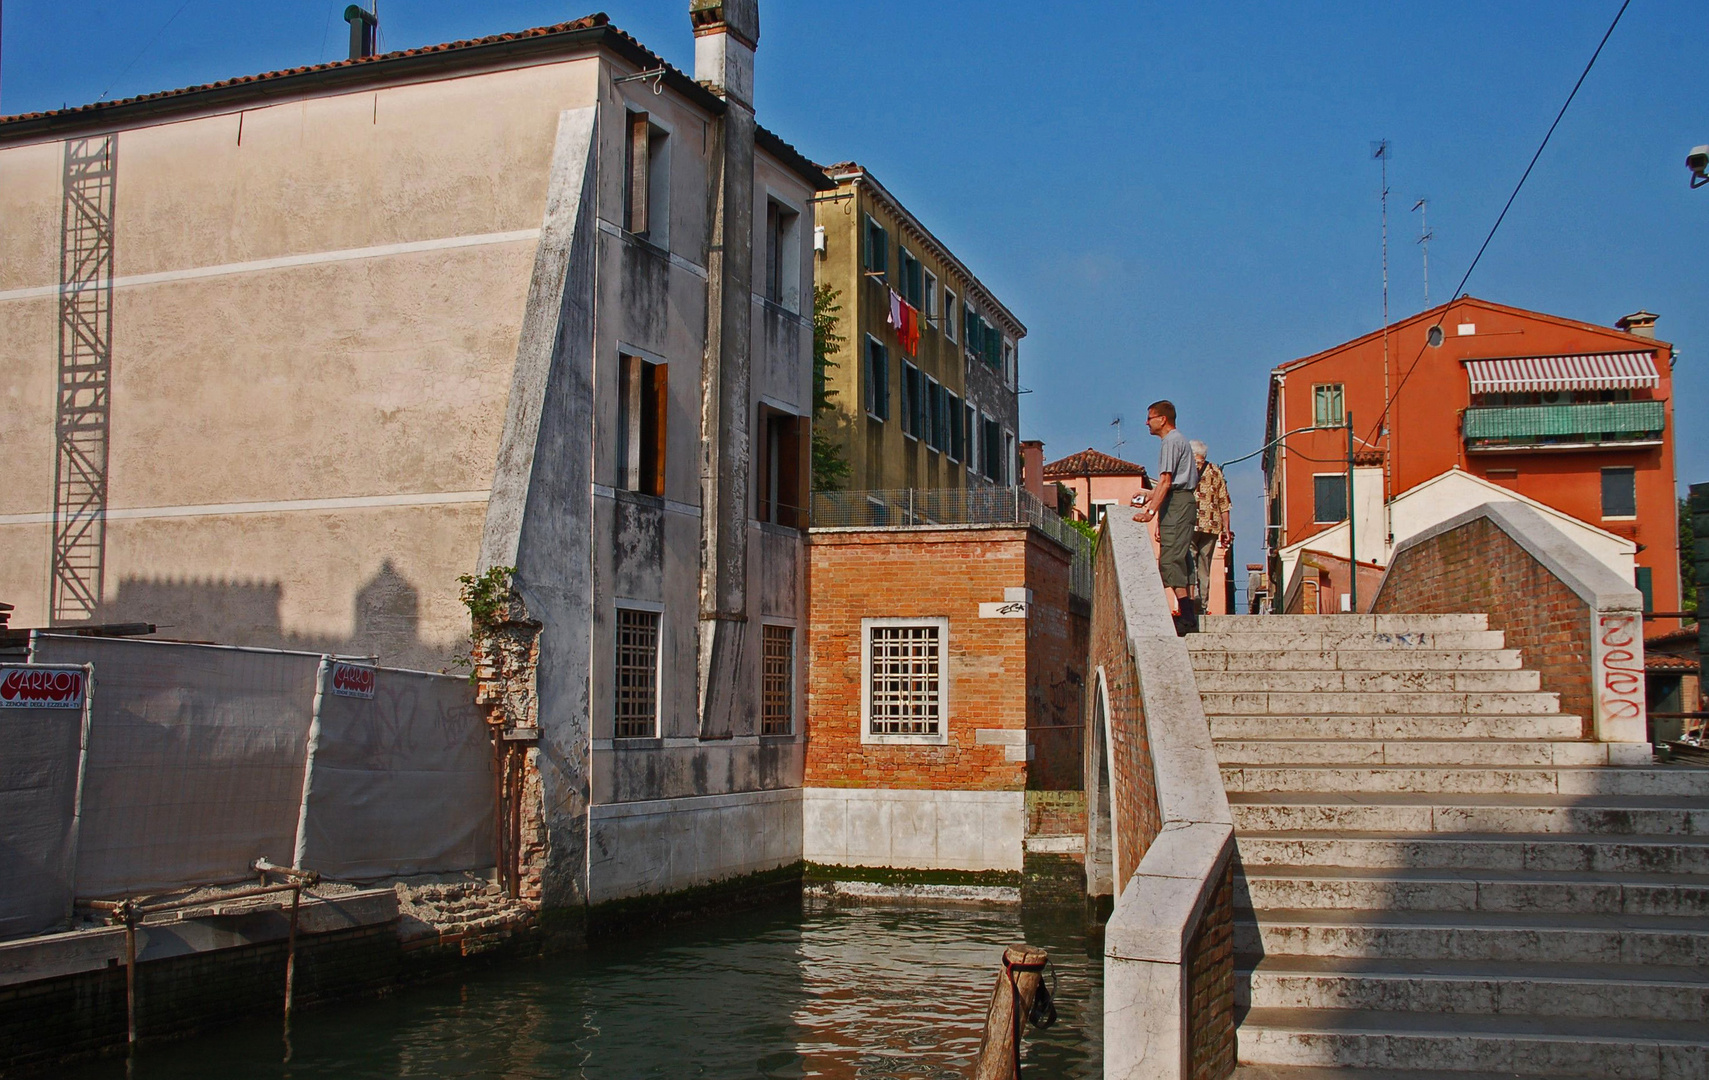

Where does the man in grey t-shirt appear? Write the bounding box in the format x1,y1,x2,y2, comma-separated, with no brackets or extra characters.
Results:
1131,399,1199,630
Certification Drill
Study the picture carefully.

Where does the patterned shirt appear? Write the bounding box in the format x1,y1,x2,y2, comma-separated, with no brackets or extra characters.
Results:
1195,461,1230,534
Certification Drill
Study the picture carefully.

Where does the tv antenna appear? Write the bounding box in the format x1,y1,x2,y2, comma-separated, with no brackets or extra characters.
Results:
1111,415,1126,454
1412,198,1433,307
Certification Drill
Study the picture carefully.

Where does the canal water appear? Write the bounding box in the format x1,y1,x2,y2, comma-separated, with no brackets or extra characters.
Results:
65,899,1102,1079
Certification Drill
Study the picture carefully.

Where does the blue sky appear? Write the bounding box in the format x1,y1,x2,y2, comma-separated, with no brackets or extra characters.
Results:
4,1,1705,580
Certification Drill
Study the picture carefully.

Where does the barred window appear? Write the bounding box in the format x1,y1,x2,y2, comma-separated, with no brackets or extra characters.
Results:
614,607,659,738
762,625,794,735
864,620,947,742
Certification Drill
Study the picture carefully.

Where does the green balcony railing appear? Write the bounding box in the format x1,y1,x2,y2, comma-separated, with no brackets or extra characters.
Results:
1464,400,1665,444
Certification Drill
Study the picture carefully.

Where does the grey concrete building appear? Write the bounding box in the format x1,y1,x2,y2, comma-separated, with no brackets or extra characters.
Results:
0,4,830,915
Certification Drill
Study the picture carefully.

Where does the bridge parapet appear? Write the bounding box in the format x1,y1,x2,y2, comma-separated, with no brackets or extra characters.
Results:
1086,515,1235,1080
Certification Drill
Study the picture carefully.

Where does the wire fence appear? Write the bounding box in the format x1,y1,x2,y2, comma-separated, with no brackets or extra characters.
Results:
812,487,1094,602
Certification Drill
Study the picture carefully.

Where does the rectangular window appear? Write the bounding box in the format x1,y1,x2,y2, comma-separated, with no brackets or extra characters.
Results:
624,112,669,242
923,271,937,328
1003,340,1016,388
1313,473,1348,524
1004,431,1016,484
863,216,889,277
943,289,957,342
963,402,976,466
946,390,962,462
898,248,923,308
865,337,889,420
982,415,1001,481
764,198,800,311
863,619,948,743
757,408,806,529
614,607,660,738
1313,384,1345,427
1601,466,1636,518
925,377,943,452
900,361,919,439
618,354,667,497
762,624,794,735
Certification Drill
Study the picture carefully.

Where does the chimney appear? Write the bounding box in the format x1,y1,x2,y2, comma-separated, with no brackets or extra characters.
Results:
1616,310,1658,339
344,5,378,60
690,0,758,106
1020,440,1046,501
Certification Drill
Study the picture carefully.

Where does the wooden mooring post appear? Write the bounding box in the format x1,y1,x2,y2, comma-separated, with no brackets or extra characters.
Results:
972,945,1051,1079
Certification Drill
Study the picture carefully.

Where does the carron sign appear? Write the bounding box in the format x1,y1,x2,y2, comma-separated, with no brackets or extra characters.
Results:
330,661,377,699
0,666,87,709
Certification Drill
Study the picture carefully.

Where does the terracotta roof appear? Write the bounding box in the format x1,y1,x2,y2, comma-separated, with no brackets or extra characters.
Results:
1043,448,1148,479
1647,652,1700,673
1647,627,1702,649
0,12,834,192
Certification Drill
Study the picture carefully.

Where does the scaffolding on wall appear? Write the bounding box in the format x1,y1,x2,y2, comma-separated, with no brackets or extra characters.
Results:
51,136,116,625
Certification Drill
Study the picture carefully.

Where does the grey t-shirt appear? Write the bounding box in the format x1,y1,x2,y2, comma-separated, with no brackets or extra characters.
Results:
1157,429,1198,491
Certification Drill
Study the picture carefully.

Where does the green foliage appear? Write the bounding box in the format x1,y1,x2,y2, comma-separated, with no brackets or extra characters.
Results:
811,283,851,493
1065,516,1099,542
458,565,516,632
1682,496,1698,624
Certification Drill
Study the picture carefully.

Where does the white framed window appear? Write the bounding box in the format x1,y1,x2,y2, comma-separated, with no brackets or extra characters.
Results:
614,602,662,738
761,623,795,736
861,617,949,745
943,288,957,342
923,270,938,328
764,194,803,313
1003,339,1017,388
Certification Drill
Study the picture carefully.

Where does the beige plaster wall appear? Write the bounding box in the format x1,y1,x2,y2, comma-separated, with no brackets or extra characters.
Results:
0,56,606,659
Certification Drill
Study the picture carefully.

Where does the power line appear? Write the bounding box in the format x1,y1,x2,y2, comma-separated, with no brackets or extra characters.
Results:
99,0,197,102
1365,0,1632,447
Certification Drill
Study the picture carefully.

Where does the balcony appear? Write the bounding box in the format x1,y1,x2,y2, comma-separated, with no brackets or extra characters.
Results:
1463,400,1664,452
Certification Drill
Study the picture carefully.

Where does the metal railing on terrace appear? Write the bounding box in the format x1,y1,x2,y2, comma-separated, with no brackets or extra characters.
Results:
811,487,1094,603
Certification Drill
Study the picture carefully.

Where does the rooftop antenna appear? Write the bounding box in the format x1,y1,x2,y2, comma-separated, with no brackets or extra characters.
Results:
1412,198,1433,307
1111,415,1126,455
1372,139,1394,548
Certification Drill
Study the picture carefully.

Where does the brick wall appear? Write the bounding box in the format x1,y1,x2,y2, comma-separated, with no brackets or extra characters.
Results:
1087,532,1162,887
1372,515,1594,734
805,526,1076,790
1185,861,1236,1080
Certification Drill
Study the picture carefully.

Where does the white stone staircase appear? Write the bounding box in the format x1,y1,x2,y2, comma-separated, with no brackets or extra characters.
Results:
1191,613,1709,1080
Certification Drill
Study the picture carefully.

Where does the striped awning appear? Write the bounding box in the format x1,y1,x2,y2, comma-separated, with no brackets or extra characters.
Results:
1465,352,1659,394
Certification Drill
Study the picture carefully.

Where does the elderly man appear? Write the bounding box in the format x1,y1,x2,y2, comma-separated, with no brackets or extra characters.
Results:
1131,400,1198,631
1190,440,1232,610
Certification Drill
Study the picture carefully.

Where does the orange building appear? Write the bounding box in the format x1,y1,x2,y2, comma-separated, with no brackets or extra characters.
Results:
1264,297,1679,622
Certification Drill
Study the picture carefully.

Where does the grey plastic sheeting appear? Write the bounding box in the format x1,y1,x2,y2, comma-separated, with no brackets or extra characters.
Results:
0,696,83,939
32,637,319,898
295,665,494,880
25,637,494,901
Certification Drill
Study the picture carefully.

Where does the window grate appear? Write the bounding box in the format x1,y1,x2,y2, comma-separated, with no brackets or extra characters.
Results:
868,624,941,736
762,625,794,735
614,608,659,738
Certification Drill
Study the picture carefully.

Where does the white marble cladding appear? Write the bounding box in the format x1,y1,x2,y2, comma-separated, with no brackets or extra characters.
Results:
587,788,802,904
803,788,1024,872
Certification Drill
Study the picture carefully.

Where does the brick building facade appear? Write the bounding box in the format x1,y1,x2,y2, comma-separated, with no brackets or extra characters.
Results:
802,524,1085,871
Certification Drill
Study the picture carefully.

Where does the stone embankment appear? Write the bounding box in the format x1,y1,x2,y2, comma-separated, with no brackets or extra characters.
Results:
1196,613,1709,1080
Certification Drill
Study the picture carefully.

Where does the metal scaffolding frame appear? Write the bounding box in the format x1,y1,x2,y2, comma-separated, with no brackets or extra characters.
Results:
51,136,117,624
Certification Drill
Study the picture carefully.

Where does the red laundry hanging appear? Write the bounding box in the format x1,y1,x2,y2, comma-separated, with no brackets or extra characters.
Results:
899,299,920,355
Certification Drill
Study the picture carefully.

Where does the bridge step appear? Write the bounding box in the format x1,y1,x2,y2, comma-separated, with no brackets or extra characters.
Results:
1230,795,1709,836
1193,630,1508,651
1198,669,1542,693
1208,713,1584,741
1235,1007,1706,1078
1192,648,1526,672
1235,831,1709,875
1200,614,1490,633
1202,690,1562,715
1235,866,1709,917
1223,765,1709,797
1216,738,1612,767
1237,955,1709,1020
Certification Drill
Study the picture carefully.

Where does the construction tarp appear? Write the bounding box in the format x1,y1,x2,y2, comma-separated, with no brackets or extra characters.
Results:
0,667,88,939
294,662,494,880
31,636,319,898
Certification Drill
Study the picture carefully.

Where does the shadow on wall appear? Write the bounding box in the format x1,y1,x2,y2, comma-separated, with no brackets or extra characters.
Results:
98,559,453,671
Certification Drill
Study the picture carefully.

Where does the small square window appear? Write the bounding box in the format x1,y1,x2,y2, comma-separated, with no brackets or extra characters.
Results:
614,607,660,738
762,625,794,735
1601,467,1636,518
863,619,948,744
